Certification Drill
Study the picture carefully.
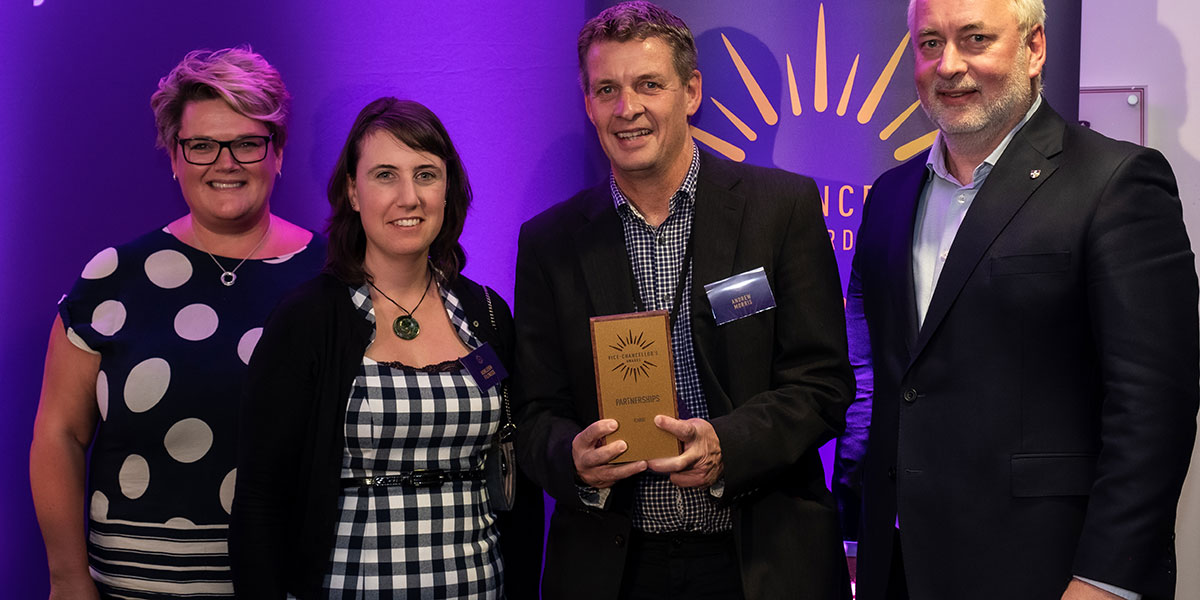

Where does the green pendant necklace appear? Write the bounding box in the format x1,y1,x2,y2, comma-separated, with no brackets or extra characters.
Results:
368,269,434,340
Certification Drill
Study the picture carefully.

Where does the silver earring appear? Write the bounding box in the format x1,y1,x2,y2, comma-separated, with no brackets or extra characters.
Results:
172,173,177,181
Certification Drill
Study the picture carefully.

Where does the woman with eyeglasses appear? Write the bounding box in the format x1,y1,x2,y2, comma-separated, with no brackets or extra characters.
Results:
29,46,325,599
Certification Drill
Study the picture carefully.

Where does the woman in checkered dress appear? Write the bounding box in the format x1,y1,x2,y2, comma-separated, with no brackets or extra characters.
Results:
229,98,543,599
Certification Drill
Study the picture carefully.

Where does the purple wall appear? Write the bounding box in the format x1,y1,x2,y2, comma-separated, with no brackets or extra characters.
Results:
2,0,589,593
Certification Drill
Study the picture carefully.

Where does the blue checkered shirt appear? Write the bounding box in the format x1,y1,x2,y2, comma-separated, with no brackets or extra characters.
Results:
612,145,732,533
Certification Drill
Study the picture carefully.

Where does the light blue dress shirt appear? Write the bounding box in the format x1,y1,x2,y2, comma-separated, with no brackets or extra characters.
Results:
912,96,1041,327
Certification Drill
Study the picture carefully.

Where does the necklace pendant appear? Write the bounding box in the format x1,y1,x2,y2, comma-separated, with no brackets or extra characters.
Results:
220,271,237,286
393,315,420,340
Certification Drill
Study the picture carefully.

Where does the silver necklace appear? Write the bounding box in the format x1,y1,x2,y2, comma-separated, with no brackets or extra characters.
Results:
196,221,272,287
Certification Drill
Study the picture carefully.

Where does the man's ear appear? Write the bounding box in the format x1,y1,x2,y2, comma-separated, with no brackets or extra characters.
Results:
1026,24,1046,80
685,69,702,117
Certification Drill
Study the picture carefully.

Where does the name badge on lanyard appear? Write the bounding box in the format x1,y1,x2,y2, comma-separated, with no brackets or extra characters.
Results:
460,342,508,390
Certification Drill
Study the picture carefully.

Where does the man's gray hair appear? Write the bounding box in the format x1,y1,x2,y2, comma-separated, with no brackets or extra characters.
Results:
907,0,1045,89
907,0,1046,36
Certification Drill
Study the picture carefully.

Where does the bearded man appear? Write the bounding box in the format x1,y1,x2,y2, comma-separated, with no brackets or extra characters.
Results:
837,0,1199,598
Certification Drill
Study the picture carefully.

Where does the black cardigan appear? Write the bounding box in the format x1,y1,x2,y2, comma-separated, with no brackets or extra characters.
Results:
229,272,543,598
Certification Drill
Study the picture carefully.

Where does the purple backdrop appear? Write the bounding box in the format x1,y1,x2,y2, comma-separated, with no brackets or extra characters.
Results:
3,0,1077,595
2,1,588,593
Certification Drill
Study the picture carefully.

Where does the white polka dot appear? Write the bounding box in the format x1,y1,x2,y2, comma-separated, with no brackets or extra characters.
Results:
91,300,126,336
82,247,118,280
118,454,150,499
165,517,195,528
144,249,193,289
125,358,170,413
96,371,109,420
174,304,219,341
164,418,213,463
263,250,298,264
219,469,237,515
90,491,109,521
65,327,98,354
237,328,263,365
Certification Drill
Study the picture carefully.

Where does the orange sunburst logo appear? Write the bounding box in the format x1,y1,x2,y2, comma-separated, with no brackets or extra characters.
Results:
608,330,658,382
691,3,937,164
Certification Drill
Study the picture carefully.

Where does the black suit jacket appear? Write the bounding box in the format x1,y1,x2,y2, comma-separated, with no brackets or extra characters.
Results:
844,102,1199,599
514,150,855,600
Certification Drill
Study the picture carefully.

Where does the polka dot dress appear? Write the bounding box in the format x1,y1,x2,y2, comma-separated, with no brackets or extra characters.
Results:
58,227,325,598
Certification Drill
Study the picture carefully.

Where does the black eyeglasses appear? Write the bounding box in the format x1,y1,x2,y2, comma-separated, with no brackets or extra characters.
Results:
176,134,273,165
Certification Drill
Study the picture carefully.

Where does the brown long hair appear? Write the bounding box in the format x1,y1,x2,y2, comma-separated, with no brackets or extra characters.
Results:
325,97,471,285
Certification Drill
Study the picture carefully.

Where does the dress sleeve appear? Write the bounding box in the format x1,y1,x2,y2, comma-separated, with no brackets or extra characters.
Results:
58,246,123,354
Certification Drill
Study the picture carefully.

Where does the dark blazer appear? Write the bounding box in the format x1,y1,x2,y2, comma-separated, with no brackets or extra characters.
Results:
845,102,1199,599
514,149,855,600
229,273,543,599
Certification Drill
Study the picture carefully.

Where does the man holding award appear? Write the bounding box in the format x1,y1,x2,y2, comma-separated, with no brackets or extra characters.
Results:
513,2,854,598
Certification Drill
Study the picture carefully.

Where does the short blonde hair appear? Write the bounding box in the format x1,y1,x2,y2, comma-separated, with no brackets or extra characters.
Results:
150,46,291,152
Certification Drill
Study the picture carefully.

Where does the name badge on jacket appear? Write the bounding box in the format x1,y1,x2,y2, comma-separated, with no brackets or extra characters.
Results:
461,342,508,390
703,267,777,325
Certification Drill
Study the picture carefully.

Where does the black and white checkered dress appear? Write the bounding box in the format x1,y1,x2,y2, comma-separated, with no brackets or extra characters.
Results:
322,283,502,599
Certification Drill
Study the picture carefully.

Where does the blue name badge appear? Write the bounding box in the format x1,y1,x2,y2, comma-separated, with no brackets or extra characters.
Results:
703,267,777,326
461,342,508,390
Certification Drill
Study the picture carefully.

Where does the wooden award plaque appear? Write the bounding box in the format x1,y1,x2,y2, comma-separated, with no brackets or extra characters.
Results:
590,310,682,463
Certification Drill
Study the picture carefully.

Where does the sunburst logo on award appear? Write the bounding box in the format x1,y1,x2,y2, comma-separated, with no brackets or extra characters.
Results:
691,3,937,164
608,330,659,382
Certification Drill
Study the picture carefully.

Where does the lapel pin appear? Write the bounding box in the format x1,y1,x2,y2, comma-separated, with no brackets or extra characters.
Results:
1029,169,1042,179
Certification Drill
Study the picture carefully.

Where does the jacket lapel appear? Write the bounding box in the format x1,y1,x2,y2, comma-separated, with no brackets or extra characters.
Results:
910,103,1066,362
691,151,747,304
690,151,747,417
574,186,639,317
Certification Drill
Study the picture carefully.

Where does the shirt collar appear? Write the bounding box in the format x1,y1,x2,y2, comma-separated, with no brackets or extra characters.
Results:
610,144,701,221
927,94,1042,186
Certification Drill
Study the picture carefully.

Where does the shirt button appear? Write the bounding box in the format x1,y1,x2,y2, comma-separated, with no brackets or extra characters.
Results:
957,194,966,203
656,236,666,246
939,251,948,261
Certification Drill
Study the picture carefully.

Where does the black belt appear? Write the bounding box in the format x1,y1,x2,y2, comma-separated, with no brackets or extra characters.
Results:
340,468,485,489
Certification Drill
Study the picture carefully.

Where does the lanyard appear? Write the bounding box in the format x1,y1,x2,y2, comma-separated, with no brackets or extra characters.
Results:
627,232,694,329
